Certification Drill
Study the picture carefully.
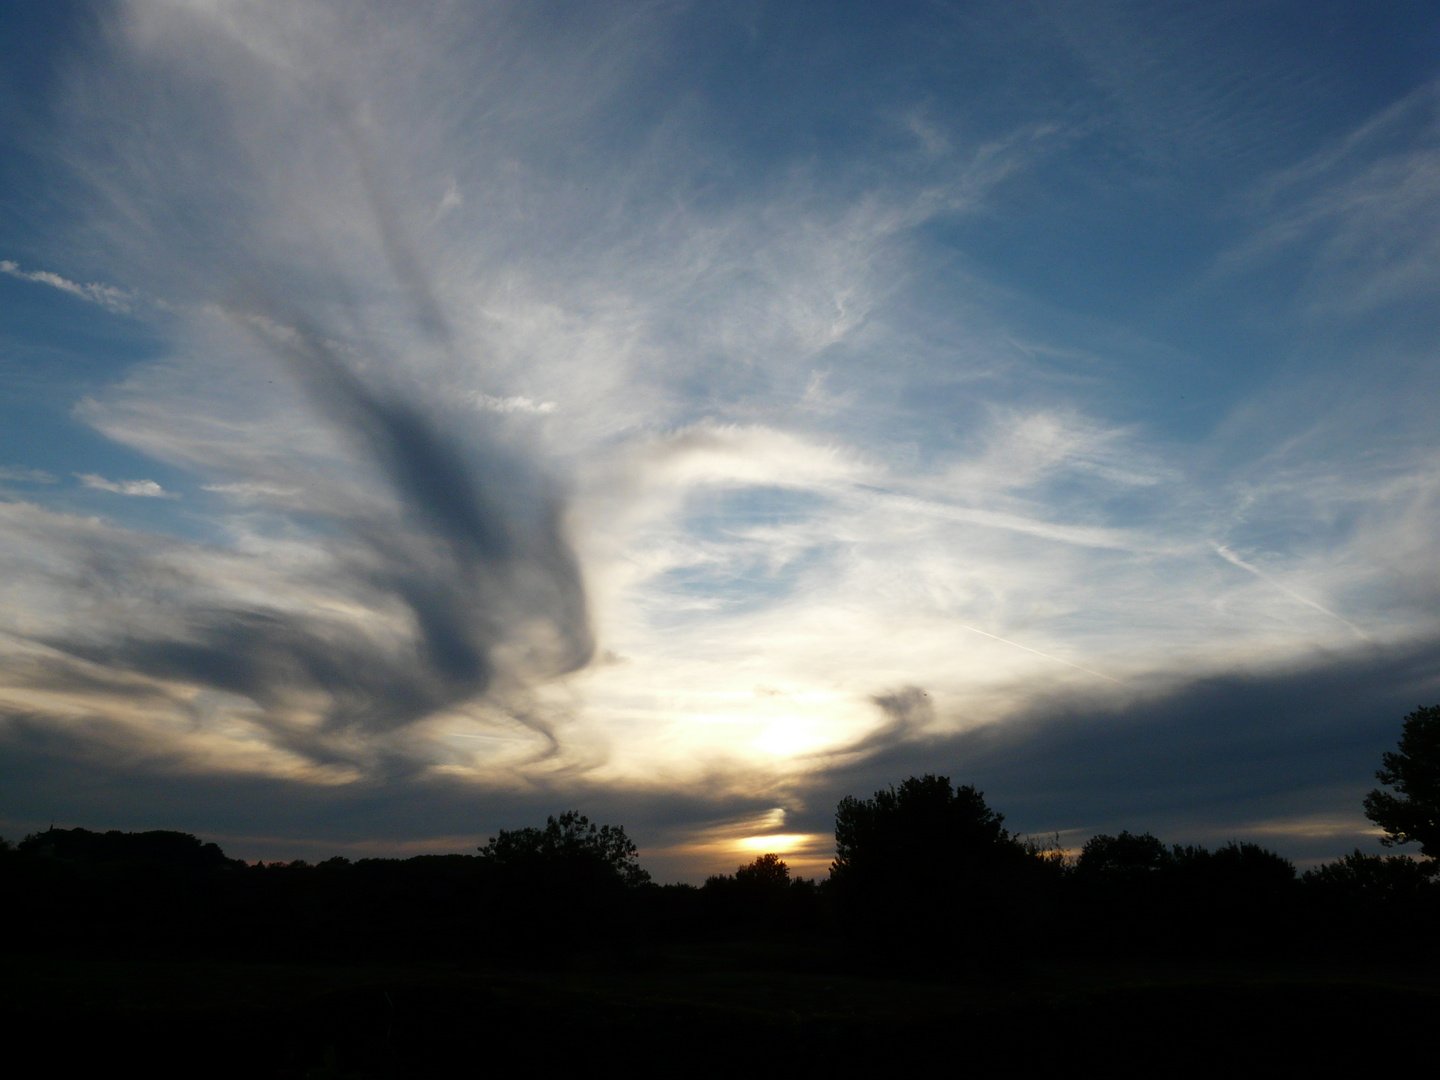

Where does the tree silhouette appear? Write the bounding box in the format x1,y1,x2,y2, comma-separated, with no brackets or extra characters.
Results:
16,826,237,868
1303,848,1436,898
699,853,815,936
830,775,1027,958
478,810,650,887
734,852,791,891
832,775,1013,886
1075,831,1170,881
1363,705,1440,862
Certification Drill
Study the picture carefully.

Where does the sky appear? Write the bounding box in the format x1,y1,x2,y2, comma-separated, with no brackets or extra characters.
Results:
2,0,1440,880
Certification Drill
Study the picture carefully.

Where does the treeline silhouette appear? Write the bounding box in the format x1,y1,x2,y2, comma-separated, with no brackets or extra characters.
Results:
3,774,1435,968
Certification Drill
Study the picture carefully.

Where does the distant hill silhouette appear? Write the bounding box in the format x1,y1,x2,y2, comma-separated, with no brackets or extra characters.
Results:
17,826,240,869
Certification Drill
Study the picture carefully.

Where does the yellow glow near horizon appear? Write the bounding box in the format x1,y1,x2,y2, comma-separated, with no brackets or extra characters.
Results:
734,833,818,854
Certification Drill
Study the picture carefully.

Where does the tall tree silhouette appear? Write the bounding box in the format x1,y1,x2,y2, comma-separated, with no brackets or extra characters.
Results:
1364,705,1440,863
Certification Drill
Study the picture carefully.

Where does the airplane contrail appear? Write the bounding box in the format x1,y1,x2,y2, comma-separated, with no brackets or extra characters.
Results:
1213,545,1370,641
958,624,1127,685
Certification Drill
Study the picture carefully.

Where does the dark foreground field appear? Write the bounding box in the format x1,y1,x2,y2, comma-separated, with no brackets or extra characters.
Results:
6,948,1435,1075
9,782,1438,1075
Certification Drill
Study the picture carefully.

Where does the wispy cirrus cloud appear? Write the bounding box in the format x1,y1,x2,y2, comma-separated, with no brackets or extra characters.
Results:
201,480,301,502
0,466,57,484
1,259,138,314
1215,79,1440,315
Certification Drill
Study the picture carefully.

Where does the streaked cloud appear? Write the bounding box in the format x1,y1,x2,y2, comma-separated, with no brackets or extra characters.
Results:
1,259,138,314
201,480,301,502
0,467,57,484
1216,79,1440,315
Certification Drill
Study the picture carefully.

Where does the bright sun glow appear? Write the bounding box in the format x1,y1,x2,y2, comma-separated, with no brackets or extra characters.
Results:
735,833,818,854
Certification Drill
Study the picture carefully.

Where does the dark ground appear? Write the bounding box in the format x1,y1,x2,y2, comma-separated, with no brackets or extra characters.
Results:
5,947,1434,1075
7,808,1436,1075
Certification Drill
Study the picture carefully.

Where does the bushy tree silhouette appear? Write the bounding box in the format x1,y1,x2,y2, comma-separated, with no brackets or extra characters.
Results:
1075,831,1169,881
1303,849,1436,899
1170,840,1296,889
700,853,821,937
1364,705,1440,862
734,852,791,891
474,811,651,954
830,775,1028,958
479,810,650,887
832,775,1013,884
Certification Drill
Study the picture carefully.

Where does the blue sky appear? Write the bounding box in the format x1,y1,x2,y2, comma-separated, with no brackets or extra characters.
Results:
3,1,1440,878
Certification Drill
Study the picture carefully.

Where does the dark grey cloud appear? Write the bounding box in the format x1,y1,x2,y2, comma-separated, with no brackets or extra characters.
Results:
0,710,774,876
783,639,1440,864
4,50,595,778
26,302,593,769
262,309,592,679
820,685,935,762
8,639,1438,879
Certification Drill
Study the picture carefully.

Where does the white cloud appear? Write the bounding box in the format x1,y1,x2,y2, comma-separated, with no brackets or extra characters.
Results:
0,259,137,314
76,473,177,498
471,393,556,414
